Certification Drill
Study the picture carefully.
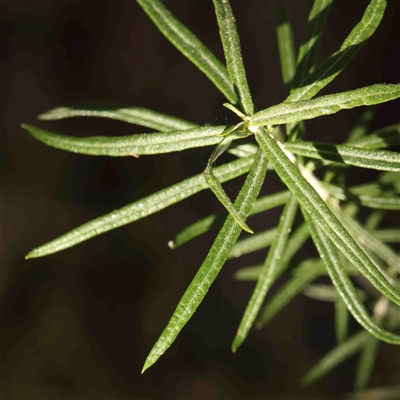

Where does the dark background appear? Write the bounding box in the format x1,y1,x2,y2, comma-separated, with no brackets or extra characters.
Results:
1,1,399,399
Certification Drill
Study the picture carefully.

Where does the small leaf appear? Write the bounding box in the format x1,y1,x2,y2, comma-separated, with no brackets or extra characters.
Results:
292,0,333,90
250,83,400,126
255,127,400,306
136,0,237,103
256,259,325,327
302,331,369,385
212,0,254,115
288,0,386,102
276,0,296,95
232,195,298,352
355,334,380,391
38,103,198,131
349,123,400,149
372,229,400,243
22,124,227,156
142,149,268,373
335,293,349,344
346,106,378,143
284,140,400,172
26,155,255,258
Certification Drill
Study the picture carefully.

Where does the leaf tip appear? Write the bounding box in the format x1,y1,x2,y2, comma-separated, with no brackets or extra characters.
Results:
168,240,175,249
231,334,242,353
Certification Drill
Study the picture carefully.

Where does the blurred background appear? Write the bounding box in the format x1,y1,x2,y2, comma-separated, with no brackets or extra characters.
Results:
1,1,399,399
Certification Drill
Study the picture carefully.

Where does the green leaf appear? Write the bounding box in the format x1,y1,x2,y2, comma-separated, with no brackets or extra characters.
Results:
335,293,349,344
234,264,264,281
302,331,369,385
355,334,380,391
212,0,254,115
232,195,298,352
169,190,291,249
255,127,400,306
256,259,325,326
288,0,386,102
136,0,237,103
250,83,400,126
38,103,198,131
22,124,226,156
292,0,333,90
276,0,296,95
26,155,255,259
349,123,400,149
284,141,400,172
204,135,253,233
228,228,276,259
346,106,378,143
372,229,400,243
142,148,268,373
305,214,400,344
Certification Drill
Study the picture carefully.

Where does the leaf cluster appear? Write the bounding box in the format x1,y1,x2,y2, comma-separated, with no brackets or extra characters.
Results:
23,0,399,391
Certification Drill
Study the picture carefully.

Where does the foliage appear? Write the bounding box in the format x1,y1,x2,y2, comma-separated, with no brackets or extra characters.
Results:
23,0,399,392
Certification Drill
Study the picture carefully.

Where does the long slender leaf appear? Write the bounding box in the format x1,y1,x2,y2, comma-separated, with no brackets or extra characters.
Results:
38,104,198,131
26,155,255,259
305,214,400,344
250,83,400,126
302,331,369,385
232,195,298,352
372,229,400,243
256,259,325,327
335,293,349,344
212,0,254,115
288,0,386,102
136,0,237,103
142,148,268,373
292,0,333,90
22,124,226,156
255,127,400,306
284,140,400,172
276,0,296,95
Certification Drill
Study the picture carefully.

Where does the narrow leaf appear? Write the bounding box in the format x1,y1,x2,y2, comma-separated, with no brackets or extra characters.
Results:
250,83,400,127
26,155,255,258
349,124,400,149
276,0,296,95
255,127,400,306
38,103,198,131
284,140,400,172
302,331,369,385
335,293,349,344
22,124,226,156
136,0,237,103
355,335,380,391
232,195,298,352
288,0,386,102
256,259,325,326
372,229,400,243
142,148,268,373
212,0,254,115
292,0,333,89
305,214,400,344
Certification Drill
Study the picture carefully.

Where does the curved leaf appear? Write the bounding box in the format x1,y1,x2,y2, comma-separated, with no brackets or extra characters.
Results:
38,104,198,131
136,0,237,103
22,124,226,156
349,123,400,149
